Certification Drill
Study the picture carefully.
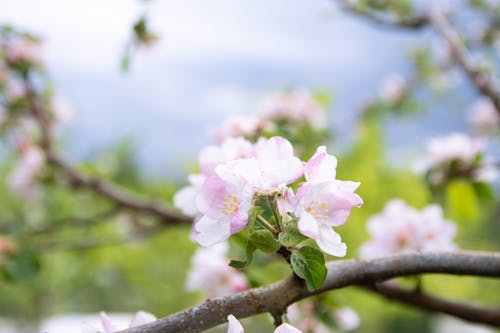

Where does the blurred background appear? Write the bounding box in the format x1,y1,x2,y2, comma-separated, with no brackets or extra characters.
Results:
0,0,498,332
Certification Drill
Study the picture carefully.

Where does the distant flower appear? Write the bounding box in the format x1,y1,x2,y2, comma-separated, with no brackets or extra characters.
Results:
333,307,360,331
186,243,248,297
210,115,274,143
414,133,497,186
258,88,327,130
468,97,500,136
286,146,363,257
227,315,302,333
378,73,406,104
8,142,45,196
51,97,75,125
5,35,42,66
83,311,156,333
360,199,457,259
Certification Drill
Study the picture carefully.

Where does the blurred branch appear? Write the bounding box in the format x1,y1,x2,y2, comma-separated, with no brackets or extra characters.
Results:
428,9,500,114
365,281,500,326
336,0,428,30
23,76,192,227
120,251,500,333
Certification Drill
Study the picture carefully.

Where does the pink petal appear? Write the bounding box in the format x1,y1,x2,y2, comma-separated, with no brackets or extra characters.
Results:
305,146,337,183
193,216,231,246
99,312,118,333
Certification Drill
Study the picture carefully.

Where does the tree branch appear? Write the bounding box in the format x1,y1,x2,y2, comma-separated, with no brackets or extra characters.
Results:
120,251,500,333
23,75,192,226
365,281,500,326
427,9,500,113
335,0,428,30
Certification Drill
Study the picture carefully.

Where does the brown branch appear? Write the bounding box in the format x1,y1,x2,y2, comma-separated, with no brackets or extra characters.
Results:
427,9,500,113
365,281,500,326
23,75,192,226
120,251,500,333
336,0,428,30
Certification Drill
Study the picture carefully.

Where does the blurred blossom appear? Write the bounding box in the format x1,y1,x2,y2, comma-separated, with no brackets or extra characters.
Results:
7,141,45,196
5,35,42,66
5,79,27,101
0,105,6,125
227,315,302,333
414,133,497,186
360,199,457,258
468,97,500,136
257,88,327,130
185,242,248,297
333,307,360,331
377,73,406,104
434,315,493,333
82,311,156,333
52,97,75,125
210,114,274,143
288,302,359,332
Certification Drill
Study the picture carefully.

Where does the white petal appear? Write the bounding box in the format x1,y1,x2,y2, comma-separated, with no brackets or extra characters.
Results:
227,315,245,333
274,323,303,333
129,311,157,328
316,225,347,257
193,216,231,246
297,210,319,239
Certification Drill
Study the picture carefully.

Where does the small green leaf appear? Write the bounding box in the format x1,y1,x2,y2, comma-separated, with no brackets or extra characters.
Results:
472,181,494,201
249,229,280,253
290,246,327,291
229,242,256,269
446,180,479,220
278,216,307,247
3,249,41,282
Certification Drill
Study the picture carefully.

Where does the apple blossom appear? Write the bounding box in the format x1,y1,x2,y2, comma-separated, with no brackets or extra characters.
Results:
83,311,156,333
414,133,497,185
378,73,406,104
333,307,361,331
257,88,327,130
227,315,302,333
468,97,500,136
185,243,248,297
360,199,457,259
8,142,45,196
5,35,42,66
210,115,274,143
287,146,363,257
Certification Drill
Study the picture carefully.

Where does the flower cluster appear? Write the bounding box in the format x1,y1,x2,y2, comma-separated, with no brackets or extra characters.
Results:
82,311,156,333
175,136,362,257
468,97,500,137
7,139,45,196
185,242,248,297
360,199,457,259
288,302,360,332
209,88,328,145
227,315,302,333
414,132,498,187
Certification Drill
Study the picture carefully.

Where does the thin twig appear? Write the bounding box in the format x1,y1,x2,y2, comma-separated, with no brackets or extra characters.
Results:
365,281,500,326
120,251,500,333
427,9,500,113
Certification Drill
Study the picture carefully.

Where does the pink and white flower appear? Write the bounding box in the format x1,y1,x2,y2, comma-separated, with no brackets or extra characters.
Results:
186,243,248,298
360,199,457,259
8,142,45,196
333,307,361,331
83,311,156,333
378,73,406,104
286,146,363,256
258,88,327,130
5,35,42,66
210,115,274,143
414,133,497,185
468,97,500,136
227,315,302,333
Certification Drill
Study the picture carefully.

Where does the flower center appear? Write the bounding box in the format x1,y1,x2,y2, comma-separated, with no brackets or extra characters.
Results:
221,194,239,215
306,200,329,221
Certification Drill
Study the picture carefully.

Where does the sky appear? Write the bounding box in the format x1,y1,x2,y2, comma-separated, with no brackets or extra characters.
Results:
0,0,473,179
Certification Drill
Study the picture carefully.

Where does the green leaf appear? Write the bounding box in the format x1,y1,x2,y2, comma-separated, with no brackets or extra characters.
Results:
3,249,41,282
229,242,256,269
472,181,494,201
445,180,479,220
249,229,280,253
278,216,307,247
290,246,327,291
